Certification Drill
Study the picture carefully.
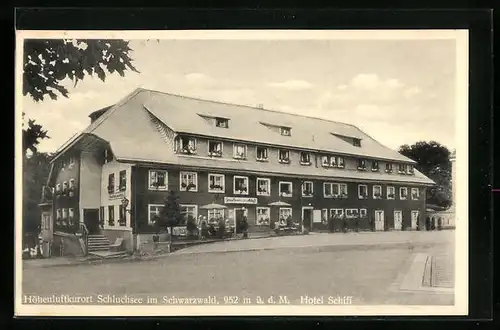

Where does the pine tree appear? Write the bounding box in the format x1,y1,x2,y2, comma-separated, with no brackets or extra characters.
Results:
160,190,183,237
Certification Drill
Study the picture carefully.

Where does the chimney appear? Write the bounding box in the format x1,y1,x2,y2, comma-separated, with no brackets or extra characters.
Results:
89,105,113,124
257,104,264,109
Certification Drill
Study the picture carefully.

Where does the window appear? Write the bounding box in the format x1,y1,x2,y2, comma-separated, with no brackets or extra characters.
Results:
360,209,367,218
357,159,366,170
176,136,197,154
408,165,415,174
302,181,314,197
279,208,292,221
387,186,396,200
324,182,339,198
300,152,311,165
280,127,291,136
69,179,75,189
233,144,247,159
119,170,126,191
256,207,271,226
100,207,105,225
107,173,115,194
398,164,406,174
104,149,113,164
321,156,330,167
215,117,229,128
346,209,359,218
148,204,164,225
371,161,379,171
353,138,361,147
69,156,75,167
56,209,62,220
385,163,393,173
118,205,126,226
62,208,68,219
411,188,420,200
149,170,168,190
180,172,198,191
400,187,408,200
61,159,66,169
278,150,290,164
321,209,328,222
358,185,368,199
256,147,268,161
208,141,223,157
330,209,344,218
56,184,61,192
339,183,348,198
68,208,74,219
338,157,345,168
234,176,249,195
180,205,198,225
256,178,270,196
208,174,225,193
42,214,50,229
108,206,115,226
373,185,382,199
279,182,293,197
62,181,68,191
330,156,337,167
207,209,224,224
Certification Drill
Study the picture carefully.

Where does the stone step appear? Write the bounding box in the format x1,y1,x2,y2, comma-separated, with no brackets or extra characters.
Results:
88,246,111,251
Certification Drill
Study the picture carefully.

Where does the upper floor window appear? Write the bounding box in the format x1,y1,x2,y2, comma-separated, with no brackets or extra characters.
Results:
62,181,68,191
208,141,223,157
302,181,314,197
373,185,383,199
257,178,270,196
408,165,415,174
279,181,293,197
387,186,396,200
208,174,225,193
398,164,406,174
321,156,330,167
233,144,247,160
358,184,368,199
149,170,168,191
69,179,75,189
119,170,127,191
357,159,367,170
280,127,291,136
337,156,345,168
234,176,249,195
371,161,379,172
300,152,311,165
323,183,339,198
256,146,268,161
180,171,198,191
176,136,197,154
104,149,113,164
62,208,68,219
411,188,420,200
215,117,229,128
400,187,408,200
107,174,115,194
339,183,348,198
278,150,290,164
69,156,75,168
353,138,361,147
385,163,393,173
68,208,74,219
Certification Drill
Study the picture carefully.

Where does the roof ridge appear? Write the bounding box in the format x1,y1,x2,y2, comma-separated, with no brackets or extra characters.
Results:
144,87,361,131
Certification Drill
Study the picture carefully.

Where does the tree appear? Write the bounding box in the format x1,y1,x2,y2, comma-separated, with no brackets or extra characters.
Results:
159,190,183,237
399,141,452,208
22,39,139,154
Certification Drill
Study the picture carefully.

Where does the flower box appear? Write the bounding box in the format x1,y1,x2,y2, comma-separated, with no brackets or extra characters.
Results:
358,195,368,199
373,195,382,199
302,191,313,196
256,158,268,162
385,169,393,173
371,168,379,172
279,159,290,164
388,194,395,199
300,161,311,166
357,167,367,171
209,184,223,191
322,163,330,168
209,151,222,157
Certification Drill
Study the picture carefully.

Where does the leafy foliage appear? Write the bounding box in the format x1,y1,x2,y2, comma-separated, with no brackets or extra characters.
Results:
399,141,452,208
158,190,183,234
22,113,49,155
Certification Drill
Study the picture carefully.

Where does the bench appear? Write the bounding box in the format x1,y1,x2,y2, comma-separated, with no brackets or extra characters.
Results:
109,237,124,251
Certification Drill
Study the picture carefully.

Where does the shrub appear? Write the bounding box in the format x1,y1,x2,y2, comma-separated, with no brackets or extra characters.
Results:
437,217,443,230
186,216,197,236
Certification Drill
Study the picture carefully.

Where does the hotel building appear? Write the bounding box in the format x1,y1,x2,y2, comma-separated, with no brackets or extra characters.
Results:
40,88,435,254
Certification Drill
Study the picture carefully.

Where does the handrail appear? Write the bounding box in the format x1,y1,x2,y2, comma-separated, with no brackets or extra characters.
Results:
78,223,89,255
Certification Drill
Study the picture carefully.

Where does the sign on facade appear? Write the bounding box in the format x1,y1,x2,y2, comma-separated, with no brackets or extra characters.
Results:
224,197,258,204
313,209,322,223
109,192,125,201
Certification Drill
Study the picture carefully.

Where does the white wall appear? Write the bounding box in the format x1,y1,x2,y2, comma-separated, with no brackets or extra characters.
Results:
79,152,102,222
101,159,132,230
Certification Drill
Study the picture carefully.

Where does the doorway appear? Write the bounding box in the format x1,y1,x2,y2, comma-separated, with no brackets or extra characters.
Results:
411,211,419,230
374,210,385,231
234,208,248,233
302,207,313,230
393,210,403,230
83,208,101,235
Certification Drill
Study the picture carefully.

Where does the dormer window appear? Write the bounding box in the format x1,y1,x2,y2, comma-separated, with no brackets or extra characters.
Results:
280,127,291,136
322,156,330,167
176,136,197,155
385,163,393,173
104,149,113,164
338,157,345,169
408,165,415,174
300,152,311,165
256,147,268,161
371,161,379,172
329,156,337,167
233,144,247,160
278,150,290,164
353,139,361,147
357,159,367,171
208,141,223,157
215,117,229,128
398,164,406,174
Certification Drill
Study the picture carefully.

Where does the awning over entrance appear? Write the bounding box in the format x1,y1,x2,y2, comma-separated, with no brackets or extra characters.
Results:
200,203,227,210
268,201,291,206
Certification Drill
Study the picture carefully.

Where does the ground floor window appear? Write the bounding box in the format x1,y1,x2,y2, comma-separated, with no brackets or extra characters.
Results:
118,205,126,226
180,204,198,225
108,205,115,226
148,204,164,225
279,207,292,221
345,209,359,218
42,214,50,230
329,208,344,218
360,208,367,218
321,209,328,222
207,208,224,224
256,207,270,226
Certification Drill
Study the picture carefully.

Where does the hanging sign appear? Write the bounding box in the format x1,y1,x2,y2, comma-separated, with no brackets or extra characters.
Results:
109,192,125,201
224,197,258,204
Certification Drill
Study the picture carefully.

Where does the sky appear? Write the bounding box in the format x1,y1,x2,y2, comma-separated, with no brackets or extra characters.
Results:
21,37,457,153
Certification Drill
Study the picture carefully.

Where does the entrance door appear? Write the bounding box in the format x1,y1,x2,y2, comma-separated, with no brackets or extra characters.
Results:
83,208,100,235
411,211,419,230
374,210,384,231
235,209,245,233
394,211,403,230
302,208,313,230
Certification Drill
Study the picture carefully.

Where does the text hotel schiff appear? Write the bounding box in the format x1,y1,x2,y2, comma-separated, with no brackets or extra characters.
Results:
42,88,435,253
